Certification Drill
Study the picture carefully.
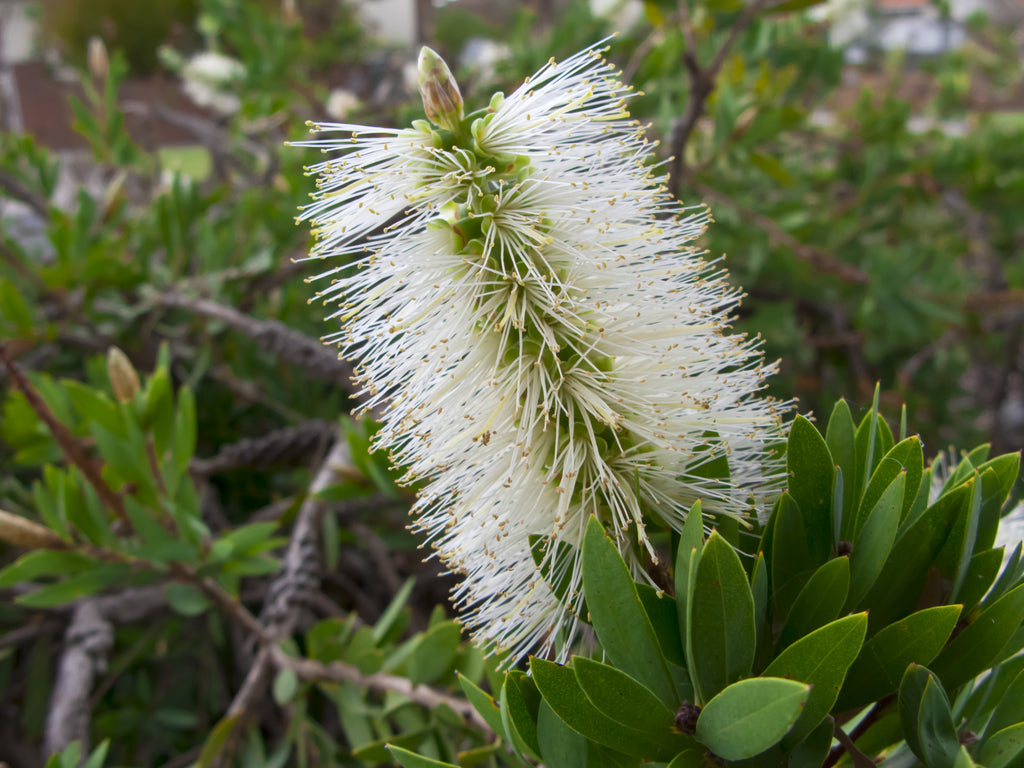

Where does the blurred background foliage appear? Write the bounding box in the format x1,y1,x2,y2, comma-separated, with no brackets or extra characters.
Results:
0,0,1021,765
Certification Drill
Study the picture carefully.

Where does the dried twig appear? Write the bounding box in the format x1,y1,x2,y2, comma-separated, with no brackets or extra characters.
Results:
667,0,772,196
269,648,493,735
0,168,49,219
155,293,356,387
191,419,336,476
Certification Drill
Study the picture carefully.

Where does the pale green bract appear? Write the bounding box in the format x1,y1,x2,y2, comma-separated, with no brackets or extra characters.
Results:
296,42,787,664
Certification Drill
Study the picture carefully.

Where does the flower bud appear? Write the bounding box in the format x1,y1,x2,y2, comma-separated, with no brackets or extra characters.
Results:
107,347,140,403
0,509,69,550
417,46,463,132
87,36,109,82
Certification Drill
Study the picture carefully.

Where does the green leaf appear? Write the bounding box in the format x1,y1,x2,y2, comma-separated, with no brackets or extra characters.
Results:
0,549,93,588
788,717,834,768
749,152,793,186
930,583,1024,692
17,564,135,607
457,673,504,735
695,677,810,761
272,667,299,705
764,613,867,747
786,415,834,565
899,665,959,768
836,604,961,712
196,714,240,768
846,471,904,609
501,672,542,760
978,723,1024,768
406,620,460,685
636,584,686,669
574,656,674,729
164,582,212,617
372,577,416,645
957,548,1005,610
864,483,967,632
582,516,675,705
530,658,694,761
826,399,858,534
675,500,704,681
386,745,459,768
985,665,1024,739
849,457,903,542
771,493,815,619
537,699,586,768
690,531,756,702
778,556,849,650
887,437,925,522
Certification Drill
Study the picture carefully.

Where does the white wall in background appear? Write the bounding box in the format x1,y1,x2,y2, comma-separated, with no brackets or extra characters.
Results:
359,0,417,45
0,1,37,65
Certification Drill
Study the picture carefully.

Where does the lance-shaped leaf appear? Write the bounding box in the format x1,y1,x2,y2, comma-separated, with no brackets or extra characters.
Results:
899,665,959,768
978,724,1024,768
985,666,1024,739
826,399,858,534
582,517,675,706
778,556,849,650
573,656,674,730
835,604,961,712
930,583,1024,692
863,483,967,632
387,746,458,768
537,699,586,768
846,471,904,609
695,677,810,761
771,493,815,620
690,531,756,701
500,672,541,761
530,658,696,761
674,500,705,665
456,673,502,734
787,415,834,565
764,613,867,747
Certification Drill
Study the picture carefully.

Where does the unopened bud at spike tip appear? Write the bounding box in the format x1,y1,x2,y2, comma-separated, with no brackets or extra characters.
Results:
417,46,463,132
107,346,140,403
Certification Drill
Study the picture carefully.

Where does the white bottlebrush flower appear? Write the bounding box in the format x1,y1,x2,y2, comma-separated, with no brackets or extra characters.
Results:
296,43,787,664
181,52,245,116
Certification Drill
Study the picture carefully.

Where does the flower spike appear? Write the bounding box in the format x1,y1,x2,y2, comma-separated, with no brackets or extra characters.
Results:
297,43,788,665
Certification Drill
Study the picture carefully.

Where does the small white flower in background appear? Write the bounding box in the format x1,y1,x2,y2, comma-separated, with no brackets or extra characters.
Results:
589,0,644,30
325,88,361,121
296,43,787,664
181,51,245,116
459,38,511,82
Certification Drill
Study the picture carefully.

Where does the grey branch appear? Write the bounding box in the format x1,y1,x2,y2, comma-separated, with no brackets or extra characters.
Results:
155,293,356,387
190,419,337,476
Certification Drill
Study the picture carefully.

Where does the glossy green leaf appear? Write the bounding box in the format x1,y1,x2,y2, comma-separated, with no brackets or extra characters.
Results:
530,658,696,761
457,673,503,735
501,672,542,760
864,483,968,632
978,723,1024,768
930,583,1024,692
690,531,756,701
787,414,834,565
771,493,814,620
537,699,586,768
849,457,903,542
583,516,675,705
387,745,458,768
695,677,810,761
764,613,867,747
826,399,858,533
986,666,1024,739
900,665,959,768
778,556,849,650
957,548,1005,610
836,604,961,712
847,471,904,609
636,584,686,668
788,717,834,768
406,620,460,684
271,667,298,705
574,656,674,729
937,475,982,601
674,500,704,662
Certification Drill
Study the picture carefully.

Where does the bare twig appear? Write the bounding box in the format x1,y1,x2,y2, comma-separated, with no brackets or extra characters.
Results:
190,419,336,476
154,293,356,388
668,0,773,196
269,648,493,735
43,601,114,756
